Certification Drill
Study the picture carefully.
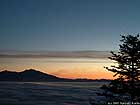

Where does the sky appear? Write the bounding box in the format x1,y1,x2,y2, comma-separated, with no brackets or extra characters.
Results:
1,0,140,51
0,0,140,79
0,50,114,79
0,57,114,79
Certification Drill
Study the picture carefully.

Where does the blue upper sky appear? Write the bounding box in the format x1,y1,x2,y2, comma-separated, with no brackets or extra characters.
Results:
0,0,140,51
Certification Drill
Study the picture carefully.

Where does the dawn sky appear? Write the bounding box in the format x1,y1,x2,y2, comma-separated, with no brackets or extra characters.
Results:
1,0,140,51
1,0,140,79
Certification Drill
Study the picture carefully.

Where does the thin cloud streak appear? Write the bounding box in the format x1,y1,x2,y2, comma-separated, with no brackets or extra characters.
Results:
0,58,111,64
0,50,111,59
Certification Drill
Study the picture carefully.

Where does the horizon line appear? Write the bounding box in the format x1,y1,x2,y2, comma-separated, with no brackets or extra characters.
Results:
0,69,113,80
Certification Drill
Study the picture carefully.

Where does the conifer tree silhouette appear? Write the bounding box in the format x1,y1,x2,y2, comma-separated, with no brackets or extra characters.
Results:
102,34,140,103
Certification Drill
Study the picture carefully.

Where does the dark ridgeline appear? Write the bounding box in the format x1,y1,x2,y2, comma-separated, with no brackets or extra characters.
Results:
91,34,140,105
0,69,109,82
0,69,66,82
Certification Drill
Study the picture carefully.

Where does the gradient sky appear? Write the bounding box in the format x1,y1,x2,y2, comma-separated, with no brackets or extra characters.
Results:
0,57,114,79
1,0,140,51
1,0,140,79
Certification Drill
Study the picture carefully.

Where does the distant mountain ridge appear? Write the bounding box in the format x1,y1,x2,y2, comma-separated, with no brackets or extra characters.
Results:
0,69,110,82
0,69,69,82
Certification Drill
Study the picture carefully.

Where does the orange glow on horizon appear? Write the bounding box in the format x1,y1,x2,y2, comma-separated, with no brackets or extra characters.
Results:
52,70,115,79
0,57,116,79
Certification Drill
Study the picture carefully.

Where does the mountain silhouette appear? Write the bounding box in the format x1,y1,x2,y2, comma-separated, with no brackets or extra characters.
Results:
0,69,110,82
0,69,71,82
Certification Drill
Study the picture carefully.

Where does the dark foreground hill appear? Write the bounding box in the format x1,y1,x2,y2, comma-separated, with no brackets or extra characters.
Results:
0,69,70,82
0,69,110,82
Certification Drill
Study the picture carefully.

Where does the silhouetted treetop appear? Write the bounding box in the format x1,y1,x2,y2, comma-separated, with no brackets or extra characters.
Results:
101,34,140,103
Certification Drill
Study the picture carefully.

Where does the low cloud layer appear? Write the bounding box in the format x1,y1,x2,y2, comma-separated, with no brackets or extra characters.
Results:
0,50,111,58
